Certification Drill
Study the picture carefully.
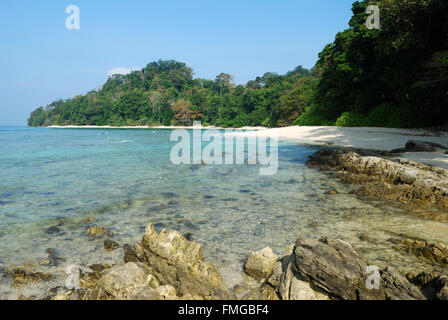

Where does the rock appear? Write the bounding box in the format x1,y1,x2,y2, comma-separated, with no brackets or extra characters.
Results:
380,267,426,300
123,243,140,263
259,284,279,300
244,247,278,280
307,148,448,213
405,141,436,152
11,268,53,287
89,264,104,272
437,278,448,300
45,226,61,235
86,226,112,237
409,272,448,300
104,239,120,251
279,253,329,300
397,238,448,265
52,292,71,300
133,223,230,299
155,285,177,299
324,189,338,195
93,262,161,300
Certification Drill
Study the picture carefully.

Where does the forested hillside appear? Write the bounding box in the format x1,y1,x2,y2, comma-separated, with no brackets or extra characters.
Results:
28,0,448,128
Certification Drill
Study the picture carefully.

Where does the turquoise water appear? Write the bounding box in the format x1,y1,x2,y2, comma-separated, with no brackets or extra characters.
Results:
0,127,447,298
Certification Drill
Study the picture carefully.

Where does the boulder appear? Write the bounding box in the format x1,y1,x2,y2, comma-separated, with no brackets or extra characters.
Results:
93,262,161,300
292,237,425,300
244,247,278,280
133,223,230,299
405,141,436,152
278,254,328,300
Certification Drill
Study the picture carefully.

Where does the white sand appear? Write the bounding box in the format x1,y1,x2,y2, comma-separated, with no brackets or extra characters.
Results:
227,126,448,169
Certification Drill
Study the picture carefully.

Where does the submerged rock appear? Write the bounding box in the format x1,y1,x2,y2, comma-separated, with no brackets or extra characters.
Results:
104,239,120,251
391,238,448,265
10,268,53,287
244,247,278,280
86,226,112,237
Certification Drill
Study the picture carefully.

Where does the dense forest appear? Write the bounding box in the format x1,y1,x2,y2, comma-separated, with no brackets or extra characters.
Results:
28,0,448,128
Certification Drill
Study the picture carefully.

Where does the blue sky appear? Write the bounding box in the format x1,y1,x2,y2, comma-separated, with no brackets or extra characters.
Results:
0,0,355,125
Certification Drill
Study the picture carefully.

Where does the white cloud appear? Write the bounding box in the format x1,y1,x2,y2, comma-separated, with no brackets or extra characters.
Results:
107,66,140,77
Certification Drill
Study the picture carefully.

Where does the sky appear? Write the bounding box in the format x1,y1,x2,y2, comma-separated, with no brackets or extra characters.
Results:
0,0,355,126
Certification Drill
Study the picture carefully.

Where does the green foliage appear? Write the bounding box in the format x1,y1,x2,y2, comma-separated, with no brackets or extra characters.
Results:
335,112,365,127
28,1,448,129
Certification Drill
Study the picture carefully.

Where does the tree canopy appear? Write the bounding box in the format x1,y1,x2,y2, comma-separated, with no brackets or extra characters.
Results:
28,1,448,128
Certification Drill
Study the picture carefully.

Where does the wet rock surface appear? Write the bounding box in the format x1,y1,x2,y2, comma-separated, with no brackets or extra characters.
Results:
307,148,448,215
86,226,113,237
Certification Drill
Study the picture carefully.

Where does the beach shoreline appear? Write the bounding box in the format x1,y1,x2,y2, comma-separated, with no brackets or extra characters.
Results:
47,125,448,169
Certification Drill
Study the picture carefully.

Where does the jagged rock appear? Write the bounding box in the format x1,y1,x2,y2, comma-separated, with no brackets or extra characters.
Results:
104,239,120,251
92,262,161,300
437,278,448,300
393,238,448,265
133,223,230,299
123,243,139,263
86,226,112,237
292,237,426,300
244,247,277,280
10,268,53,287
409,272,448,300
259,284,279,300
293,237,371,300
278,253,328,300
307,148,448,213
380,267,426,300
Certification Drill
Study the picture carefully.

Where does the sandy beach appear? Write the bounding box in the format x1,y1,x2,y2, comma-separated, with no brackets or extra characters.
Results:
226,126,448,170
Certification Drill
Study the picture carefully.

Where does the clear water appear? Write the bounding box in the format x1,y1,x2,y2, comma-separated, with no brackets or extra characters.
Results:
0,127,447,299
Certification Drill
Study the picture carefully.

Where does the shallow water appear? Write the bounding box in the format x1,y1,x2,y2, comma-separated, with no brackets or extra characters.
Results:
0,127,447,299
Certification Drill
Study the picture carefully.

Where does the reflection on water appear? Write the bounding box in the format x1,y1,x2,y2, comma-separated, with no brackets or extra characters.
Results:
0,127,447,298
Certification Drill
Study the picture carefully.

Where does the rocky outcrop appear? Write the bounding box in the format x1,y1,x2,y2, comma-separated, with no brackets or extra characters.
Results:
307,148,448,214
134,223,230,299
84,223,232,300
252,237,437,300
9,268,53,287
244,247,277,280
391,238,448,265
89,262,163,300
391,140,448,153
